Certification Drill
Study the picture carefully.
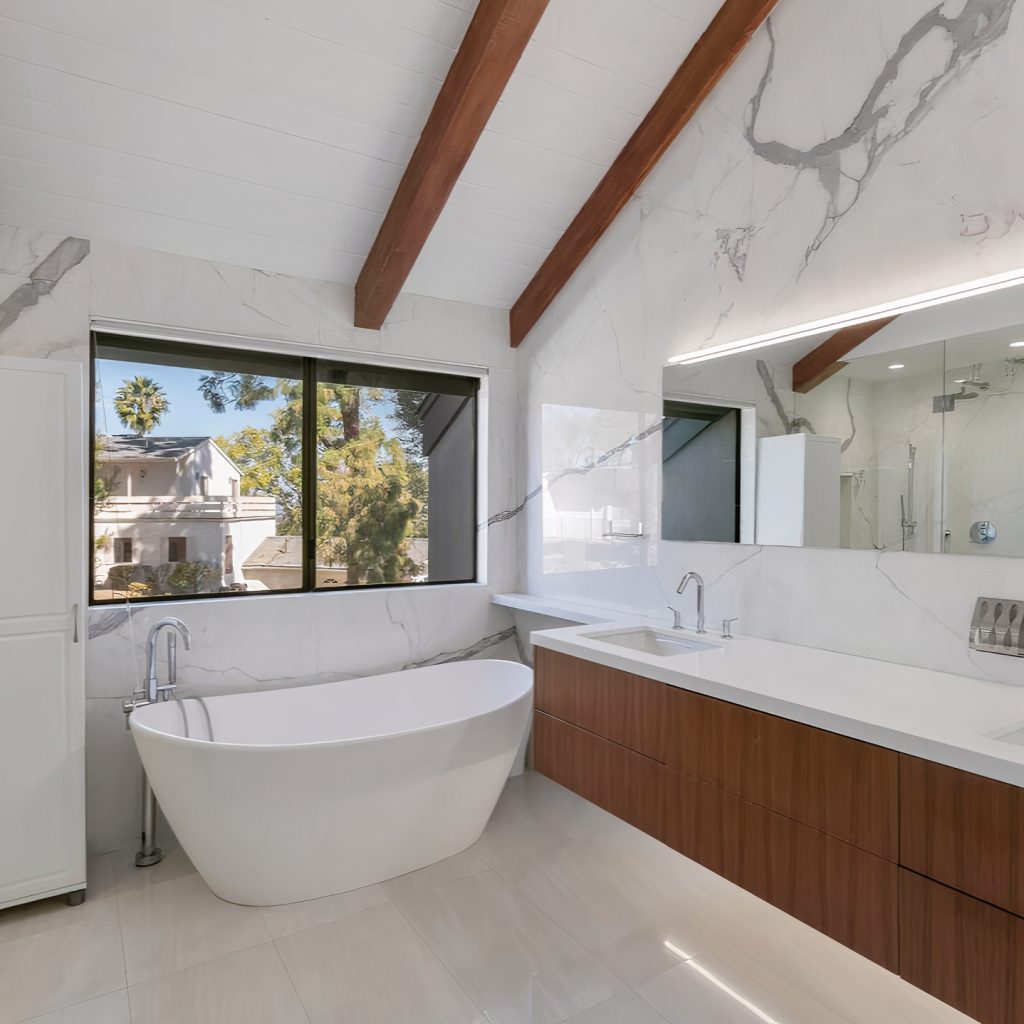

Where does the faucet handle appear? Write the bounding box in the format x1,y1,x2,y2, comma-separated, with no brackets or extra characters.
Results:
721,617,739,639
667,605,683,630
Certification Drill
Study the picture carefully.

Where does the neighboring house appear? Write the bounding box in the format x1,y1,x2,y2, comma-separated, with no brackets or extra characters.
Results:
94,435,278,591
242,535,302,591
243,536,430,590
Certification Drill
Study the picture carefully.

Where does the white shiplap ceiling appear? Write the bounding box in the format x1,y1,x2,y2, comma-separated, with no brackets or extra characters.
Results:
0,0,722,310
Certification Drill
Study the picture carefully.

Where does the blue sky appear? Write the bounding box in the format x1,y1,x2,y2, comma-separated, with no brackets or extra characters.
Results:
94,358,405,441
94,359,290,438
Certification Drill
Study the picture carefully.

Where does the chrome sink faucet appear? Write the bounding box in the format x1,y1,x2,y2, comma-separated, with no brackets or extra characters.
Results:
673,571,705,634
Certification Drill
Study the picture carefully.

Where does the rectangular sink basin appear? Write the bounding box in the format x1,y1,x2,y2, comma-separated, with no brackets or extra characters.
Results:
583,627,718,657
987,722,1024,747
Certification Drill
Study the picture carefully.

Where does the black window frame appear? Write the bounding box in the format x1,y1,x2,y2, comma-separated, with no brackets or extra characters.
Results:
90,332,481,605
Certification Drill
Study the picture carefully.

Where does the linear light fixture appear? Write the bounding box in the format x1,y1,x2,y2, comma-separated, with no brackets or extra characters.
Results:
667,266,1024,366
663,940,781,1024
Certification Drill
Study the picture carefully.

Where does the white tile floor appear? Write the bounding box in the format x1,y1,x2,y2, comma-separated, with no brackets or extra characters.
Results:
0,772,974,1024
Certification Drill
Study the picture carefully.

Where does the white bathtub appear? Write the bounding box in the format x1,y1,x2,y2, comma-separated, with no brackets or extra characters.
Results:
130,659,533,906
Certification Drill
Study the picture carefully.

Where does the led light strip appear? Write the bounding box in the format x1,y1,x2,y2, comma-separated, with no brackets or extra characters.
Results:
667,266,1024,366
663,940,781,1024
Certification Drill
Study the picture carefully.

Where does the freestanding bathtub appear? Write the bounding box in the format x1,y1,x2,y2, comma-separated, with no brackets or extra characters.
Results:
130,659,533,906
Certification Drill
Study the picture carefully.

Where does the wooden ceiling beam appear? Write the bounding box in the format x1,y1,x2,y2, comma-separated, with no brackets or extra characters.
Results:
353,0,549,330
791,316,900,393
509,0,782,348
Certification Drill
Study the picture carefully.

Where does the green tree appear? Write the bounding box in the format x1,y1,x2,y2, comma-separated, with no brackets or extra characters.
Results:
317,422,419,584
212,382,422,584
113,376,169,436
216,427,303,535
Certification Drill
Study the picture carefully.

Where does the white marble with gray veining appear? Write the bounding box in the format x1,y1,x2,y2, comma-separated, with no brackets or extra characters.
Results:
0,223,524,855
517,0,1024,691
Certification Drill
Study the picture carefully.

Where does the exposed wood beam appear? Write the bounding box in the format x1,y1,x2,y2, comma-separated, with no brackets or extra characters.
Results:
792,316,900,394
354,0,548,330
509,0,782,348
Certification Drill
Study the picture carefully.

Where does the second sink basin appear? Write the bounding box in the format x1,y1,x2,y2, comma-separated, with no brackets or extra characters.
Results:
987,722,1024,747
583,627,719,657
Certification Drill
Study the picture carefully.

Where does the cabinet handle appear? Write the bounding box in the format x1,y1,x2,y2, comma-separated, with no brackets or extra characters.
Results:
72,604,79,643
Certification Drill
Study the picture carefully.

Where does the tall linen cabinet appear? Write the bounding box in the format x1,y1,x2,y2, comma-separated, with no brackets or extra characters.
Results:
0,356,86,908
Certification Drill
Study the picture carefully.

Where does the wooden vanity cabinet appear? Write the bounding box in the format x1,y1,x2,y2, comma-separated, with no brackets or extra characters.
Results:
900,869,1024,1024
533,648,899,969
665,686,898,860
532,711,665,838
664,768,898,970
900,754,1024,916
534,647,667,761
531,647,1024,1022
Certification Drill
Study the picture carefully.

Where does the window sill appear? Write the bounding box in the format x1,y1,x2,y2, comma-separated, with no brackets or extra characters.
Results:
88,579,489,613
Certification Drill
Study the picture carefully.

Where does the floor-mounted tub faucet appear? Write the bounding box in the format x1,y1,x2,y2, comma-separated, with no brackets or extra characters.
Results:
674,571,706,634
123,617,192,867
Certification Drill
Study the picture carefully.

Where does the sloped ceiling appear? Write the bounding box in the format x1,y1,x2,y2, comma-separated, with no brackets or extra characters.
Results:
0,0,723,308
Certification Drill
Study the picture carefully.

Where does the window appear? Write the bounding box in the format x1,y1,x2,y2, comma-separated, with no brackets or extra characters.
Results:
91,333,479,604
661,400,741,543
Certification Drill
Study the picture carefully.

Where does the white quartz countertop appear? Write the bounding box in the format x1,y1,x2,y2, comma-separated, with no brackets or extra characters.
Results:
531,621,1024,787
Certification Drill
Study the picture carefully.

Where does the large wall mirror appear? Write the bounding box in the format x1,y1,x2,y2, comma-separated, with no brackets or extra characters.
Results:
662,283,1024,557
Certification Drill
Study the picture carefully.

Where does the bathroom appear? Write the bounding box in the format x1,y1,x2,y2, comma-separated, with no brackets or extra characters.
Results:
2,0,1024,1022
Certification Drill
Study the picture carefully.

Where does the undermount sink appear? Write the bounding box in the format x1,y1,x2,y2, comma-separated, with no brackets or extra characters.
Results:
583,627,719,657
987,722,1024,747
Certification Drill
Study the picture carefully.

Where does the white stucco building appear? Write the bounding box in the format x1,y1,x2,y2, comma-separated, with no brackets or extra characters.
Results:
94,435,278,592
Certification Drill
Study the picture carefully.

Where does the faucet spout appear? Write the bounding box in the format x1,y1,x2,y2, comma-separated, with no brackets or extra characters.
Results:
144,617,192,702
675,571,706,634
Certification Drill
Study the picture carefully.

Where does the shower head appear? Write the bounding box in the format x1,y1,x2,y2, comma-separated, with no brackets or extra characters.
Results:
953,364,990,391
933,386,980,412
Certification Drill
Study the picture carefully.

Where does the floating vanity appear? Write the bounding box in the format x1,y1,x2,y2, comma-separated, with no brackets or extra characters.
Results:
530,623,1024,1024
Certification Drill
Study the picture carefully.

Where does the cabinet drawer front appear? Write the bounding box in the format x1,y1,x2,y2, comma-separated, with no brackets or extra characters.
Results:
532,711,666,839
534,648,667,761
900,755,1024,916
666,687,897,859
663,769,898,970
900,869,1024,1024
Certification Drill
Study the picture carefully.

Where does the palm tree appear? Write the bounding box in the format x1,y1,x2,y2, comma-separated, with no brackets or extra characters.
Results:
113,376,170,436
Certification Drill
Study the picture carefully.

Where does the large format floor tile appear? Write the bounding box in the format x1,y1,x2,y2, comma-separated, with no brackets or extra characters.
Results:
117,871,271,985
563,991,670,1023
260,880,390,940
0,897,125,1024
399,869,622,1024
383,846,489,903
496,839,690,952
128,943,309,1024
0,773,980,1024
275,901,485,1023
639,957,782,1024
20,991,131,1024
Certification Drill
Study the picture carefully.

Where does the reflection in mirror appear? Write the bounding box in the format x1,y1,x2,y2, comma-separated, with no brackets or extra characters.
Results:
541,404,659,574
662,401,740,544
662,289,1024,557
